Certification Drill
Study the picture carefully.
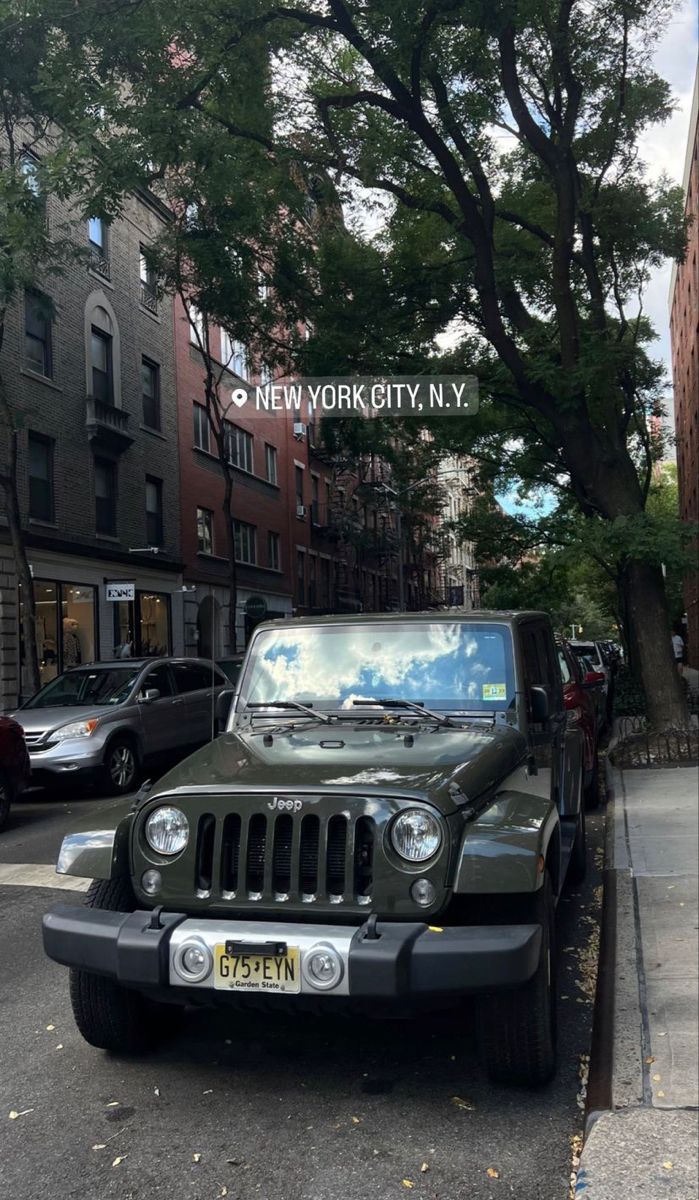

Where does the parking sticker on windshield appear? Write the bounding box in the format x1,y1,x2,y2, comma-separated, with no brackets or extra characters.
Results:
482,683,507,701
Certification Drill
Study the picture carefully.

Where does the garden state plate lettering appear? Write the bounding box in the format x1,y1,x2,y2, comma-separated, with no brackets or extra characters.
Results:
214,946,300,992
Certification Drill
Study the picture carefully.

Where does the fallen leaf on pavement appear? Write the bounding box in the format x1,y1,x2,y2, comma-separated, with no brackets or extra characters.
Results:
46,1025,55,1032
193,1153,202,1163
645,1057,655,1064
203,1089,213,1095
420,1162,430,1173
351,1116,361,1124
92,1144,106,1151
112,1156,127,1167
220,1189,228,1197
658,1090,666,1098
401,1181,414,1190
487,1167,500,1179
663,1161,673,1170
450,1096,474,1110
55,1044,63,1051
106,1102,120,1108
154,1087,160,1097
9,1109,33,1120
652,1074,661,1082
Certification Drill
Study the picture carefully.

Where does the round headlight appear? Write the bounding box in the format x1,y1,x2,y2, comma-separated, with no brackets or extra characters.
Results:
391,809,442,863
145,806,189,856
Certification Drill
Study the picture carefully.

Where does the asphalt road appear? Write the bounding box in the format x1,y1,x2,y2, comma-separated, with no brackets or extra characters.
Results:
0,785,604,1200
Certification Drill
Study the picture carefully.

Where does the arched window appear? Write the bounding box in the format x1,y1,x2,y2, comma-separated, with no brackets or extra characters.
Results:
85,293,122,406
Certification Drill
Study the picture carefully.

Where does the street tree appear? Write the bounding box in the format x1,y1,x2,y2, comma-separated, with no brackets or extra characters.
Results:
34,0,691,725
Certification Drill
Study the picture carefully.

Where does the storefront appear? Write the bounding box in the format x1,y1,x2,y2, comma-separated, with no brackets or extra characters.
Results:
183,582,292,658
11,548,185,702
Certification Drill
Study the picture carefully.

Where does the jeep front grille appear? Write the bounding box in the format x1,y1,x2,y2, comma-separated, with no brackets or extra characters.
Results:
193,809,375,907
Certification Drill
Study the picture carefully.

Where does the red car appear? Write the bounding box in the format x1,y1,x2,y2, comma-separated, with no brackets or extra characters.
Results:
557,640,604,808
0,715,31,831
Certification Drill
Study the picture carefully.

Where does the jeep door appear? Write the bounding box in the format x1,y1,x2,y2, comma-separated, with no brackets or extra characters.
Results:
519,621,580,815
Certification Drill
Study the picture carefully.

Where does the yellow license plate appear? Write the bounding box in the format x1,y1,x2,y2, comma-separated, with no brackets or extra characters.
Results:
214,945,301,993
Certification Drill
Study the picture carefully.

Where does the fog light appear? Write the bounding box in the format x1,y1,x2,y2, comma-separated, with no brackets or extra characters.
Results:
173,939,212,983
302,943,343,991
410,877,437,907
141,868,162,895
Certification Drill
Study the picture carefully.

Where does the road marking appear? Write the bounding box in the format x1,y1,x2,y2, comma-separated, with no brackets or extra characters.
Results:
0,863,91,891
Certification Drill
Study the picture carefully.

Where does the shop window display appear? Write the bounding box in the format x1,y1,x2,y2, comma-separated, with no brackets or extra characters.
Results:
21,579,97,689
112,591,171,658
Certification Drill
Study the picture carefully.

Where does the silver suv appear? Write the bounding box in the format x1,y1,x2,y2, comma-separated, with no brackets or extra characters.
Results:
12,658,229,795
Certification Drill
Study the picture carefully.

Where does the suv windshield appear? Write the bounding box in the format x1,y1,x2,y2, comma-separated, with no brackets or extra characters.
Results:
241,622,515,712
22,666,141,709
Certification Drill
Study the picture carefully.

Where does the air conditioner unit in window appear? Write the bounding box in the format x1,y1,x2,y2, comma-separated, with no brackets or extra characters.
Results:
296,504,307,518
293,422,306,439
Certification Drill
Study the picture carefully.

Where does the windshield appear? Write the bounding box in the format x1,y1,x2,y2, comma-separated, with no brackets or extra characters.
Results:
23,666,141,709
241,622,515,712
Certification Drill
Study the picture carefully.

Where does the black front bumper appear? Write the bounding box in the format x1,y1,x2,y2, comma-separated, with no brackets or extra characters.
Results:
43,906,542,997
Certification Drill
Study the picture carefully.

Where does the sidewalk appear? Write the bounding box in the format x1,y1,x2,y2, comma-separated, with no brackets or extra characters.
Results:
576,765,699,1198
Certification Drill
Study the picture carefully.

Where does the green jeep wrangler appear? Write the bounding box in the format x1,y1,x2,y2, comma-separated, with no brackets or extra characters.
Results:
43,611,587,1086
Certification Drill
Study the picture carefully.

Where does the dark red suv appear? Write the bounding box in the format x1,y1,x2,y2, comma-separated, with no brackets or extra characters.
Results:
0,716,31,831
557,640,604,808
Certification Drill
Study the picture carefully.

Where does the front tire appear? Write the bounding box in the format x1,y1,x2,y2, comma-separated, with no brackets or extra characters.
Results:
475,874,557,1087
102,738,139,795
69,878,175,1054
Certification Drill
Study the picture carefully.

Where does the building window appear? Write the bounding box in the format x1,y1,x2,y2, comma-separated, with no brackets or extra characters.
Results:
28,432,54,522
139,246,158,312
88,217,109,277
95,458,117,536
90,326,113,403
193,403,211,452
189,305,205,346
296,549,305,605
24,290,52,378
308,554,317,608
265,443,278,484
268,530,280,571
234,520,256,564
20,151,41,198
295,465,304,509
141,358,160,429
145,476,163,546
221,330,248,379
311,474,320,524
197,507,214,555
225,422,254,472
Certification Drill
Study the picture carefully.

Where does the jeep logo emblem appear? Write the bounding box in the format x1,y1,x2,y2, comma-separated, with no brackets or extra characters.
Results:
267,796,303,812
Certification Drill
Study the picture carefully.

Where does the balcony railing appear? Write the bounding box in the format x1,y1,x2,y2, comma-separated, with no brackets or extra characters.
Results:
85,396,133,453
89,249,111,281
140,283,158,314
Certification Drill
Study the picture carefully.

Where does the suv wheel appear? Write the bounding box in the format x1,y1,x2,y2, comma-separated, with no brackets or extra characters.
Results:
475,874,557,1087
69,878,178,1054
103,739,139,795
0,772,14,832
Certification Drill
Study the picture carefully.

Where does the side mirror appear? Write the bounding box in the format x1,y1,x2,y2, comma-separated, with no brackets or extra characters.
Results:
215,688,234,734
138,687,160,704
583,670,606,687
529,685,550,723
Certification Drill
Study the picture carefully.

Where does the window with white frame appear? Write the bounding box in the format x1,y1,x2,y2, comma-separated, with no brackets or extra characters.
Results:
196,507,214,555
234,520,256,564
189,305,205,346
193,403,211,452
265,443,278,484
224,422,253,472
268,531,280,571
221,329,248,379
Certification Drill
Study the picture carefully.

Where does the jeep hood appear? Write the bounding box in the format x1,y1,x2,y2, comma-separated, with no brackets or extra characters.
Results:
152,722,527,814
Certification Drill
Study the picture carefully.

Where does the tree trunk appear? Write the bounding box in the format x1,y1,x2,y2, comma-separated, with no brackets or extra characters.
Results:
623,559,688,730
222,470,238,655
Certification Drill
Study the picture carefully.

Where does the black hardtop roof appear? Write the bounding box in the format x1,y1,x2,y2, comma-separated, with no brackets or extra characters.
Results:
63,656,216,672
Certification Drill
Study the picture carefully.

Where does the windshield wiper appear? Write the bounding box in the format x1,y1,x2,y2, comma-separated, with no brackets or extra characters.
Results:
246,701,333,725
351,698,457,728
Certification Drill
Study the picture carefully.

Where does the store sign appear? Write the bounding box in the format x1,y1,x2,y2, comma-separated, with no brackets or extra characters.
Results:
106,581,135,602
245,595,267,619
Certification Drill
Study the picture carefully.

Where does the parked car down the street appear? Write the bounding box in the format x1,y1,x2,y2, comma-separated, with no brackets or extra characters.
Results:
0,716,31,831
569,640,611,729
11,657,229,796
216,655,245,688
558,640,601,808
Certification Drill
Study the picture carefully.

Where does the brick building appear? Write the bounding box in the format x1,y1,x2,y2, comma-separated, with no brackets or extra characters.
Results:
0,149,183,709
669,67,699,669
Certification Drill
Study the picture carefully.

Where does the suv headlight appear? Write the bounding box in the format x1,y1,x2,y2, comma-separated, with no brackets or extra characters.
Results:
145,806,189,856
390,809,442,863
52,719,99,741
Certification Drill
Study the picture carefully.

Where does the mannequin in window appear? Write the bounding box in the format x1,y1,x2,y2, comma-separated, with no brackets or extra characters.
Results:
62,617,82,666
